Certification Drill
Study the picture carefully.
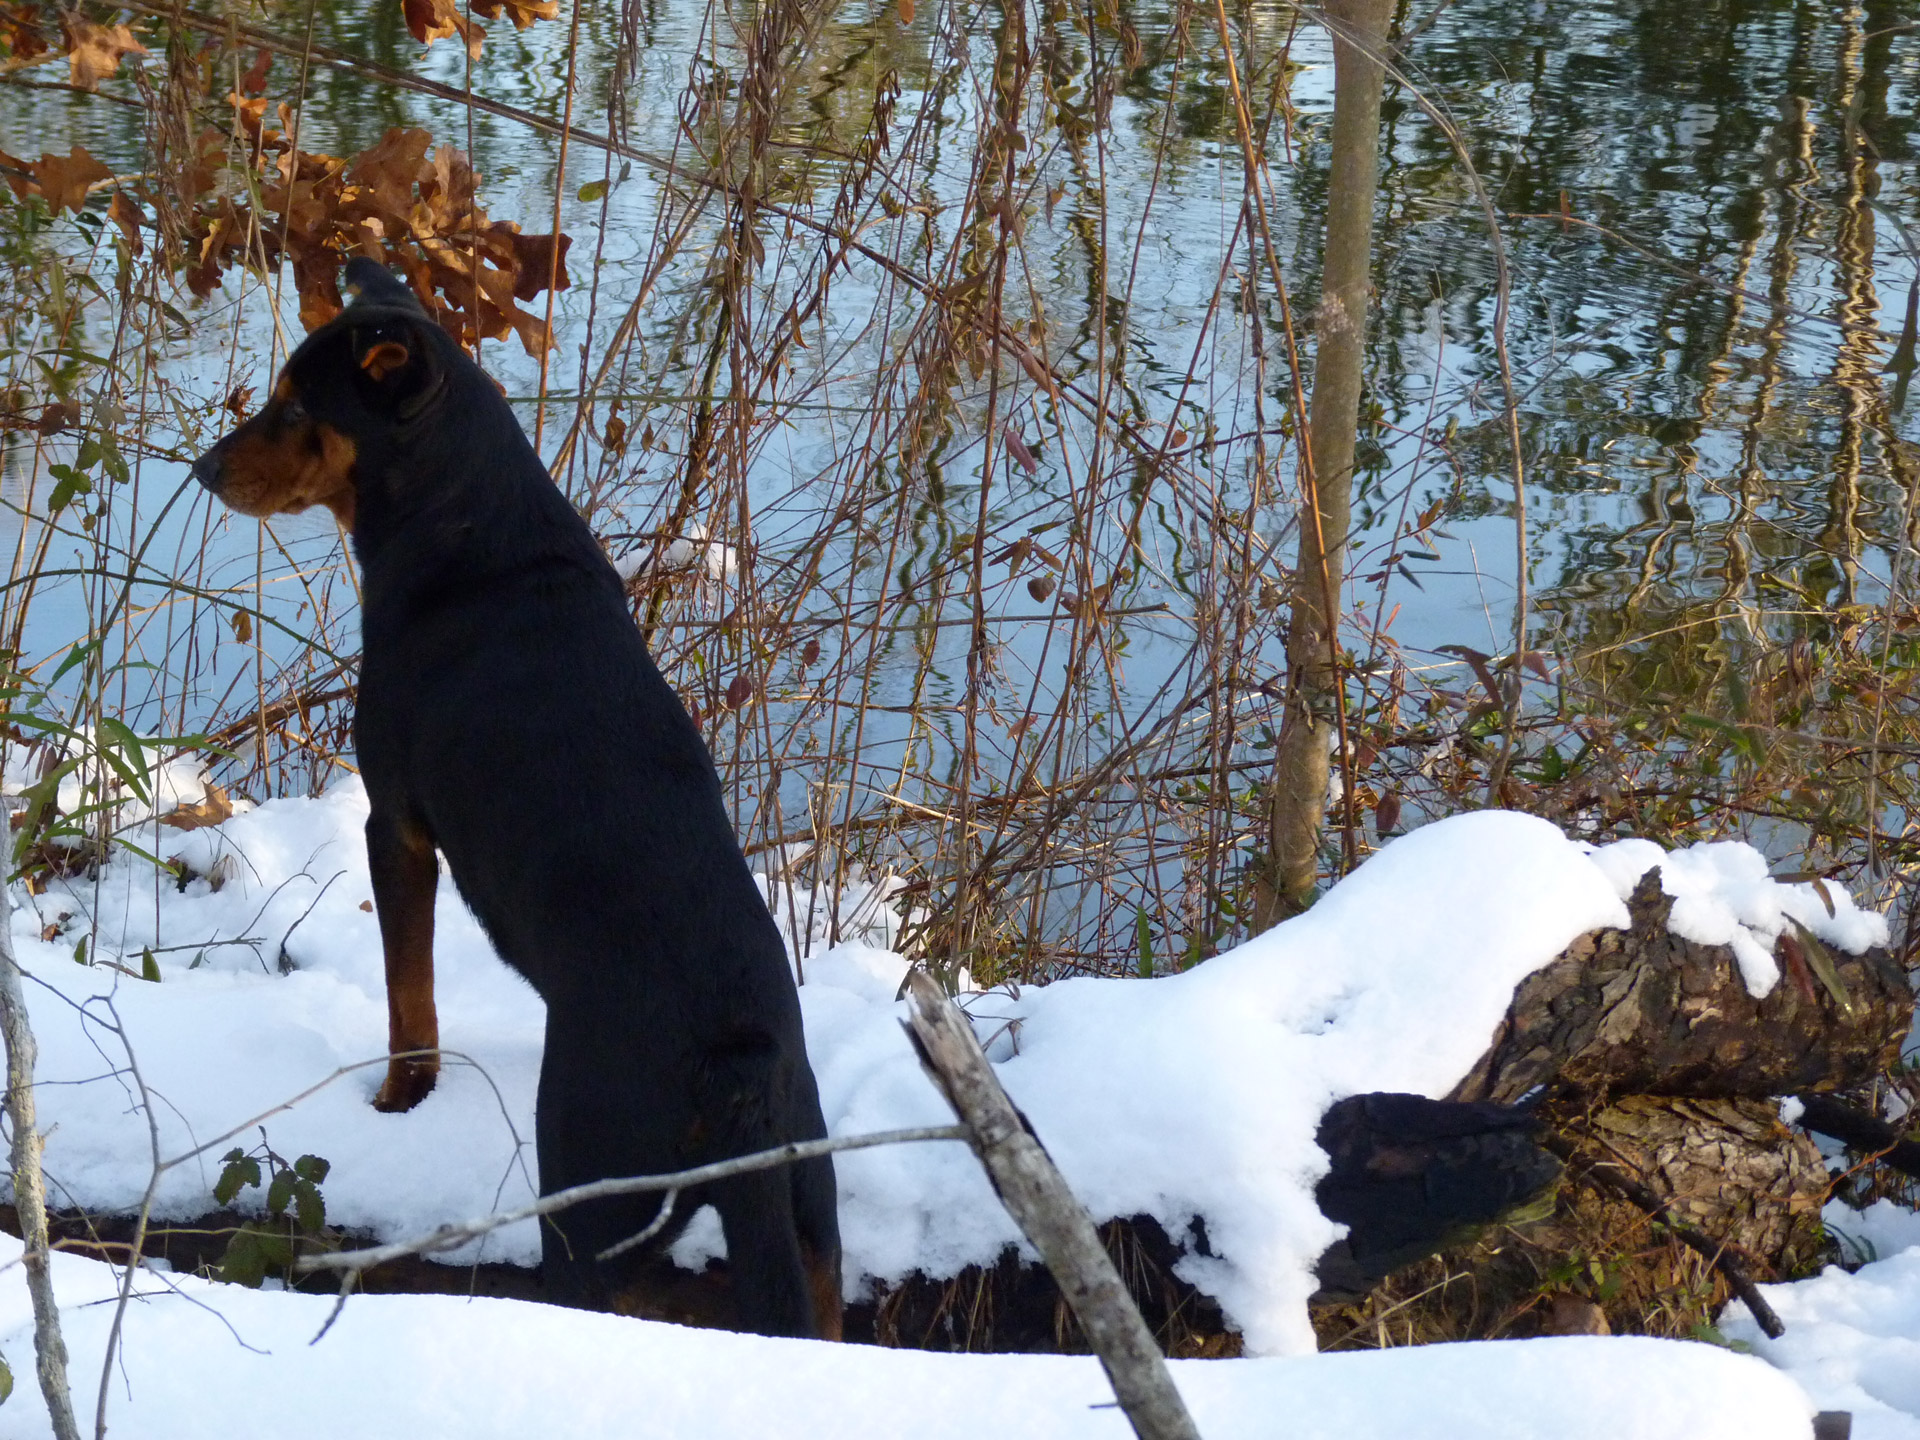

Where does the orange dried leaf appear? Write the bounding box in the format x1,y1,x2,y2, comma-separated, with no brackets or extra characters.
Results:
239,47,271,95
64,19,145,91
401,0,486,57
0,4,51,63
158,785,233,832
107,189,142,253
19,145,112,214
470,0,559,31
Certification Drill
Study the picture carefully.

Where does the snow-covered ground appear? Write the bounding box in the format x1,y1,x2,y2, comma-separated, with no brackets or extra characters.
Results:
0,778,1911,1435
0,1236,1823,1440
0,1223,1896,1440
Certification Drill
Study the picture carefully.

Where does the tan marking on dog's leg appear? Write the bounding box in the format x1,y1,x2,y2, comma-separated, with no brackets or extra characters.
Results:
367,814,440,1113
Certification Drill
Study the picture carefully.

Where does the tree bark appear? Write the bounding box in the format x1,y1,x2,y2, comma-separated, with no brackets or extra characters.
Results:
0,876,81,1440
1258,0,1395,927
1449,868,1910,1106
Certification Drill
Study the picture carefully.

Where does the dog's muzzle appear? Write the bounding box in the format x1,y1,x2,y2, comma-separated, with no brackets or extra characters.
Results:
190,440,227,497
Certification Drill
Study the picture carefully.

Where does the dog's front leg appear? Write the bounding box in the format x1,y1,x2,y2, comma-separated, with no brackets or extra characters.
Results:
366,810,441,1112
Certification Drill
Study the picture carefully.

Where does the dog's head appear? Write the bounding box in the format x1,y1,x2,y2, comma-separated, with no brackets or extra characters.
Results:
191,260,450,530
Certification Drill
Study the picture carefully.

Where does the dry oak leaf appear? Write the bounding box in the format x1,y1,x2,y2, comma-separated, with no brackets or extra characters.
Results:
0,144,111,214
470,0,558,30
63,18,145,91
158,784,233,832
0,3,51,63
107,188,142,253
401,0,485,58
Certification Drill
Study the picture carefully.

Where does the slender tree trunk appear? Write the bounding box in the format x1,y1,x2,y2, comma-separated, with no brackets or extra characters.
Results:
0,875,81,1440
1255,0,1393,928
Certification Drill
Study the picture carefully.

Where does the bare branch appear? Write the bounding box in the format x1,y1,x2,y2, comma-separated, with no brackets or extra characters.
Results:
294,1125,968,1277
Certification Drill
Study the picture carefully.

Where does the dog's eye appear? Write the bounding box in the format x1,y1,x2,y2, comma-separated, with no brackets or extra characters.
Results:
280,396,307,424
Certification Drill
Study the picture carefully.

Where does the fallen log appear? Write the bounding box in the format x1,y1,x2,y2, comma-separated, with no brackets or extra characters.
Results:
1450,867,1909,1106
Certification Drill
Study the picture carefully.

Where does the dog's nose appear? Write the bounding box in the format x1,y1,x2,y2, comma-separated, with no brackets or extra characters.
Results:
190,442,225,494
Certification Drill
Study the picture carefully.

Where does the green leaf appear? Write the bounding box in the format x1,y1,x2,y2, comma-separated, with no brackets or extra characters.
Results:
266,1169,295,1220
139,947,160,983
293,1154,331,1184
49,637,96,684
1134,907,1154,978
94,716,154,803
71,936,87,967
44,464,92,516
292,1177,325,1235
214,1153,261,1207
218,1229,269,1288
577,179,608,202
0,1352,12,1404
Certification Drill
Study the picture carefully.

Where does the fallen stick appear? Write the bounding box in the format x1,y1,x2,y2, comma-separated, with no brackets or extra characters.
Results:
296,1124,969,1275
902,970,1203,1440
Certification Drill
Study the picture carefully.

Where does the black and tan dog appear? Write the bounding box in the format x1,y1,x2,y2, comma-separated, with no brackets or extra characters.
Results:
192,259,841,1340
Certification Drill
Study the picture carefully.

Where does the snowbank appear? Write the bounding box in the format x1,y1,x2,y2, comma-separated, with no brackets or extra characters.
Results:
1723,1202,1920,1440
2,782,1892,1357
0,1236,1822,1440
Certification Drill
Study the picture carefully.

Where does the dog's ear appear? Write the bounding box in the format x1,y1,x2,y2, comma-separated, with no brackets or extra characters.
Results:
348,318,444,422
342,258,425,313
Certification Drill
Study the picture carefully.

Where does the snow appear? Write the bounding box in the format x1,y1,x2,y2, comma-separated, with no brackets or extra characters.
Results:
0,1235,1824,1439
1582,838,1886,997
0,781,1911,1431
1724,1207,1920,1440
611,522,739,584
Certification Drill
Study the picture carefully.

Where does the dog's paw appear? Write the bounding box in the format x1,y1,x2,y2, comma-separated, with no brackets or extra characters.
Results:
372,1058,438,1113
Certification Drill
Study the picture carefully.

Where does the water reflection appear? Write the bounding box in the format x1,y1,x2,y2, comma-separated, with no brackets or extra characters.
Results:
4,0,1917,965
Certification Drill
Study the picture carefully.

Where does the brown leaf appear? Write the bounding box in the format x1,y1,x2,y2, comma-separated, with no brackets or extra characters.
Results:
402,0,486,57
225,384,254,418
359,900,374,912
1777,930,1819,1007
1003,425,1039,475
36,397,78,435
63,19,145,91
470,0,559,31
107,189,142,254
0,5,51,63
10,144,111,215
239,47,271,96
801,638,821,666
725,675,754,710
897,0,914,21
158,784,233,833
1027,575,1056,603
1373,790,1402,835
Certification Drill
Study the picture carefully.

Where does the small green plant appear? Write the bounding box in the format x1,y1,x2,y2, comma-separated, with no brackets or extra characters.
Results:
212,1141,334,1288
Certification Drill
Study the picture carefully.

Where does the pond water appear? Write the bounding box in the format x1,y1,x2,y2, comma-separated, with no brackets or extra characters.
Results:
3,0,1915,969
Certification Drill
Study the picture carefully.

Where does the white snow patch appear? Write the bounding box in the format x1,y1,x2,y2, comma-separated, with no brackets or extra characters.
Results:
1584,838,1887,997
0,1236,1826,1440
1724,1226,1920,1440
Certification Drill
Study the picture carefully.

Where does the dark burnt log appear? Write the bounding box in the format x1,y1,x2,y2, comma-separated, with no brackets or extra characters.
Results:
1794,1093,1920,1181
1450,868,1911,1106
1312,1093,1562,1300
